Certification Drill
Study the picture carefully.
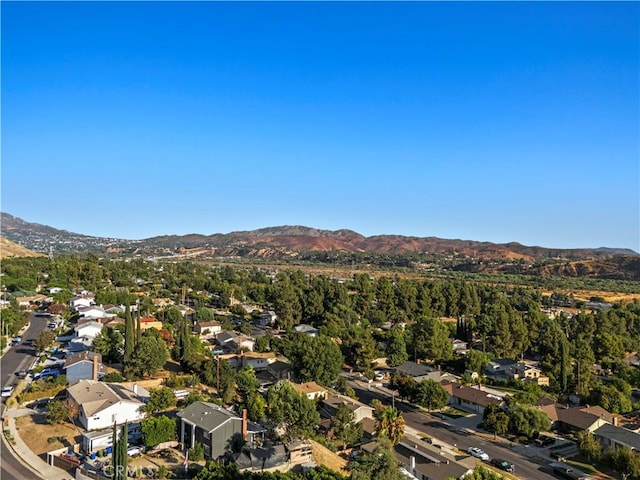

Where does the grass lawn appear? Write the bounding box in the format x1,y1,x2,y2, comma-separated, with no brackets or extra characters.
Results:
566,456,613,478
441,407,472,419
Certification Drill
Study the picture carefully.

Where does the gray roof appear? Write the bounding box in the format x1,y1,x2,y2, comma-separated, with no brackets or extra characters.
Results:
177,401,241,432
63,351,102,369
594,424,640,451
395,443,471,480
234,443,288,471
395,361,440,378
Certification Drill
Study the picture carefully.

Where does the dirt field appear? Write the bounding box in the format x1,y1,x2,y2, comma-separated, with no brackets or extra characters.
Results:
308,439,348,474
15,414,82,456
541,289,640,305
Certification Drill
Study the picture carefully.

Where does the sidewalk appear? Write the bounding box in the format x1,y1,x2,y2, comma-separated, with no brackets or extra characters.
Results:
2,406,71,480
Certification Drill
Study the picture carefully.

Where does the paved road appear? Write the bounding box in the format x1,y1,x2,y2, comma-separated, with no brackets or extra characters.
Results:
2,314,48,390
1,313,49,480
350,381,558,480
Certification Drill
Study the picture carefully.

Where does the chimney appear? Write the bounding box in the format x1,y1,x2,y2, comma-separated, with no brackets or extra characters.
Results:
133,384,138,395
410,455,415,470
242,409,248,440
93,355,99,380
614,415,619,426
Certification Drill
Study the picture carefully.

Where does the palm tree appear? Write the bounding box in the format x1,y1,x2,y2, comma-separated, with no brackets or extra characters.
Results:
375,406,405,445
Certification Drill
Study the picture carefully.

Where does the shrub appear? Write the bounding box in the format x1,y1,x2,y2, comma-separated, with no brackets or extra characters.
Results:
188,442,204,462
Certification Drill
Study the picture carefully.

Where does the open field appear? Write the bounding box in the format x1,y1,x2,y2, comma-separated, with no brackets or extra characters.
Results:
15,414,82,456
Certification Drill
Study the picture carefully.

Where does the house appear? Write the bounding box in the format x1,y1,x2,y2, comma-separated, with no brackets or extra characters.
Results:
70,296,95,310
485,359,518,381
178,402,251,461
139,317,163,331
322,394,374,422
441,381,505,415
485,359,550,386
451,339,469,355
257,311,277,327
395,437,474,480
77,306,116,321
514,364,550,387
153,298,174,308
74,321,104,340
538,404,616,433
233,442,289,472
395,361,455,384
195,321,222,337
293,324,319,337
63,351,106,382
216,331,256,352
594,423,640,452
287,440,313,465
16,294,52,307
67,380,146,431
266,360,292,381
103,304,125,314
81,423,143,453
292,381,328,400
239,352,277,372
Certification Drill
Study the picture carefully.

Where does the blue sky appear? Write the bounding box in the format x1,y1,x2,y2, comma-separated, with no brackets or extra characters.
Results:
2,2,638,250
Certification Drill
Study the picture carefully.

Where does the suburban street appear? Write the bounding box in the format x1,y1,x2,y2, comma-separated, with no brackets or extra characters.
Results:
1,313,49,480
1,313,48,390
349,380,559,480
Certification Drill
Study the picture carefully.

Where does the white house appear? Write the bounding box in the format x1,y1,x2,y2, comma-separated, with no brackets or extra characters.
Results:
74,321,104,339
70,296,94,310
67,380,146,431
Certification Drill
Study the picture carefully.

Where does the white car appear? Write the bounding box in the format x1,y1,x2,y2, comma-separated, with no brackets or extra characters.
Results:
467,447,489,461
127,446,143,457
1,386,15,398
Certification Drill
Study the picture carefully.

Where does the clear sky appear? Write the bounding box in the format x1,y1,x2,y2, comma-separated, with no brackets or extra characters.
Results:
2,2,638,251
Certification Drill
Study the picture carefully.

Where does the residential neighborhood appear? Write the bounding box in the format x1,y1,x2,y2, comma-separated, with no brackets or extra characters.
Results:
1,256,639,480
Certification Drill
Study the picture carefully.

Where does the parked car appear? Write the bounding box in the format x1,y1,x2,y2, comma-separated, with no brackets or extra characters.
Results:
491,458,514,472
467,447,489,461
535,435,556,447
1,386,15,397
15,370,28,379
127,446,143,457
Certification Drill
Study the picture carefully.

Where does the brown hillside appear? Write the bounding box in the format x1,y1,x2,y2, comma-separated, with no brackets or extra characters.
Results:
0,237,44,259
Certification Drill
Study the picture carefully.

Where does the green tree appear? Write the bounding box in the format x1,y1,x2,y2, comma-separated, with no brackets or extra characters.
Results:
328,403,363,450
145,387,177,413
236,366,260,401
374,406,405,446
385,329,408,368
128,330,169,378
33,330,56,353
266,380,320,441
414,379,449,412
141,415,177,448
408,316,452,362
188,441,205,462
246,391,266,422
347,438,401,480
45,400,67,424
92,326,124,364
577,431,602,463
195,307,214,323
124,303,135,365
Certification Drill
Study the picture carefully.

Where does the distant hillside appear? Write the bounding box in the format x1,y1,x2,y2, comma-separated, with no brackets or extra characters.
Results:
1,212,638,280
0,236,44,259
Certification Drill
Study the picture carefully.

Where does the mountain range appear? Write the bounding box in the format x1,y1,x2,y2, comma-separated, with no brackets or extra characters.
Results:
1,212,638,280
